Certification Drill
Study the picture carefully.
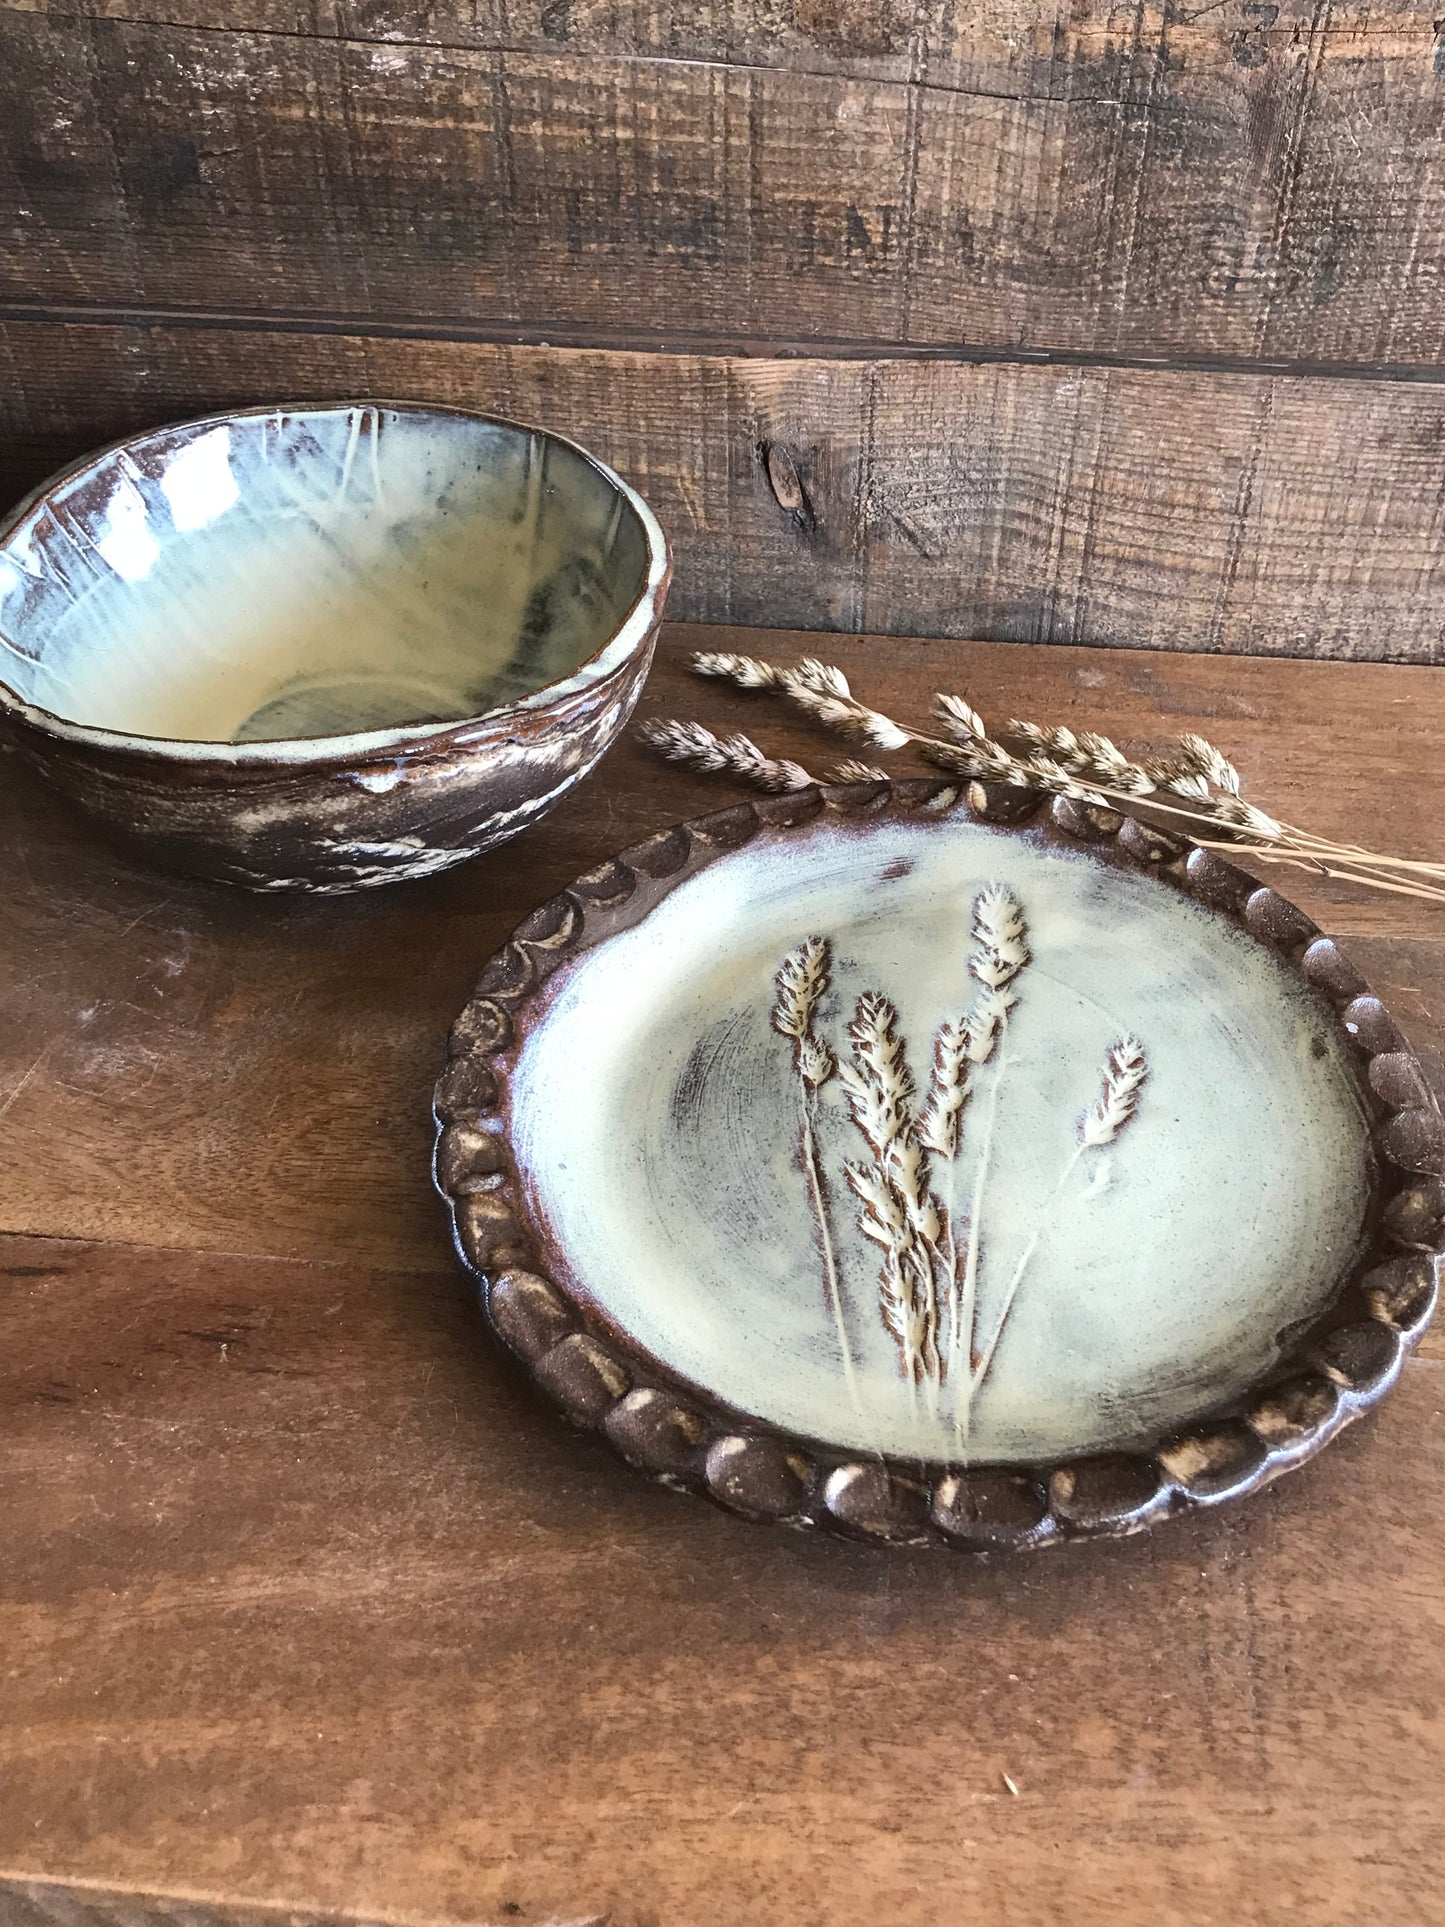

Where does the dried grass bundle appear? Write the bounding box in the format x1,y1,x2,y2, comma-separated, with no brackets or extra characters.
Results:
639,653,1445,905
766,906,1152,1442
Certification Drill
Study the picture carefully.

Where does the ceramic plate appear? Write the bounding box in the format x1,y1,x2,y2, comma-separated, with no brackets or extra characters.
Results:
435,781,1443,1550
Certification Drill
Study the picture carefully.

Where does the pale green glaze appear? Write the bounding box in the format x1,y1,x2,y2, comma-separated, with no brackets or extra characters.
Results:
511,816,1371,1464
0,406,653,746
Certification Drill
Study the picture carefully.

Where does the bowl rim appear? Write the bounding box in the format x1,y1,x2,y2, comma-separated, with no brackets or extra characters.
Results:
0,398,672,767
434,778,1444,1551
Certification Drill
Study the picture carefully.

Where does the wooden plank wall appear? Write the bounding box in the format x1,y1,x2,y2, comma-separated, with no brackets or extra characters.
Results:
3,0,1445,657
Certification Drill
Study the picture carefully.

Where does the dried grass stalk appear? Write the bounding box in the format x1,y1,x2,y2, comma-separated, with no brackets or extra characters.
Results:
636,651,1445,906
639,718,815,793
951,885,1030,1440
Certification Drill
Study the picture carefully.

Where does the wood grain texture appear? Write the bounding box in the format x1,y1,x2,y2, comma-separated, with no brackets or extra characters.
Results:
1,620,1443,1273
1,1227,1443,1927
11,0,1444,91
6,1,1445,365
7,321,1445,657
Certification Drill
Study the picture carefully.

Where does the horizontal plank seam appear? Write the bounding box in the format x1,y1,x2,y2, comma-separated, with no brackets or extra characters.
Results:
0,1223,457,1281
664,621,1445,686
5,299,1445,388
5,4,1434,85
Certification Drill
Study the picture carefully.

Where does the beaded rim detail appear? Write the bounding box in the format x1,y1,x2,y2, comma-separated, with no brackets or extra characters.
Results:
434,779,1443,1551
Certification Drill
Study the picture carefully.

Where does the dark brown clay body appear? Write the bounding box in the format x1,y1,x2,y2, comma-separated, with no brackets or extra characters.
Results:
0,632,660,893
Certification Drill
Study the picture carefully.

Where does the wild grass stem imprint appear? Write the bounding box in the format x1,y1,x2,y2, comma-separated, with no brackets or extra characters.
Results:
970,1036,1149,1396
769,897,1149,1451
950,886,1030,1444
771,939,860,1414
838,991,945,1405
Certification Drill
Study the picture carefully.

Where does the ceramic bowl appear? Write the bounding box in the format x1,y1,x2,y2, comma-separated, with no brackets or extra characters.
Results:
0,402,671,891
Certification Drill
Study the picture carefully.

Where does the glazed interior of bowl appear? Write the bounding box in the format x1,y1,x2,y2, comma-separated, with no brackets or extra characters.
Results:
0,405,657,745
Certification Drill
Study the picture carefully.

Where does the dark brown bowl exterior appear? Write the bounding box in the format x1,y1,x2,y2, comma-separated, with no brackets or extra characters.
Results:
434,779,1444,1552
0,625,664,894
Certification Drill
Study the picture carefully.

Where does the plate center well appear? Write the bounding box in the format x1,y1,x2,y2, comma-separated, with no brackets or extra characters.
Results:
510,815,1370,1462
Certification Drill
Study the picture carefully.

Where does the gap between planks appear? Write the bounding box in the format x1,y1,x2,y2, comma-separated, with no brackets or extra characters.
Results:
8,299,1445,390
0,1226,457,1283
5,0,1437,76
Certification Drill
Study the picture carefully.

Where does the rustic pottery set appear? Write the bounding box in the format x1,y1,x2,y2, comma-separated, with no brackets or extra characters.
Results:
2,401,1439,1553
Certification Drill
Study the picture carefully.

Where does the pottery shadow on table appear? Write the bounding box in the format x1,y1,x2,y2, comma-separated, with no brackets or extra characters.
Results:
286,1277,1433,1667
423,1251,1397,1635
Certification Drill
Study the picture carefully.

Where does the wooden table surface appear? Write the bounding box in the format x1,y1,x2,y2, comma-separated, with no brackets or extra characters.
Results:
3,624,1444,1927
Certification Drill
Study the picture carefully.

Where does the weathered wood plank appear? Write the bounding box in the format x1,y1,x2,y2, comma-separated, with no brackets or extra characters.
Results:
1,1225,1443,1926
5,5,1445,363
12,0,1444,100
5,319,1445,657
0,619,1442,1271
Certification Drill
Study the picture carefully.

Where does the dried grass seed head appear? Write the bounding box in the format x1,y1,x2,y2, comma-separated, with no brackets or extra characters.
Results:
1077,730,1130,775
1213,795,1283,840
1104,764,1158,796
844,1159,908,1242
771,936,831,1039
689,650,789,689
935,693,989,743
1165,768,1215,802
922,736,1018,782
638,716,726,767
972,885,1030,974
827,759,893,784
1081,1035,1149,1146
895,1143,943,1246
847,992,912,1092
1176,731,1242,797
797,1035,837,1087
788,657,852,699
786,682,912,751
916,1019,971,1158
840,993,915,1159
637,717,815,793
